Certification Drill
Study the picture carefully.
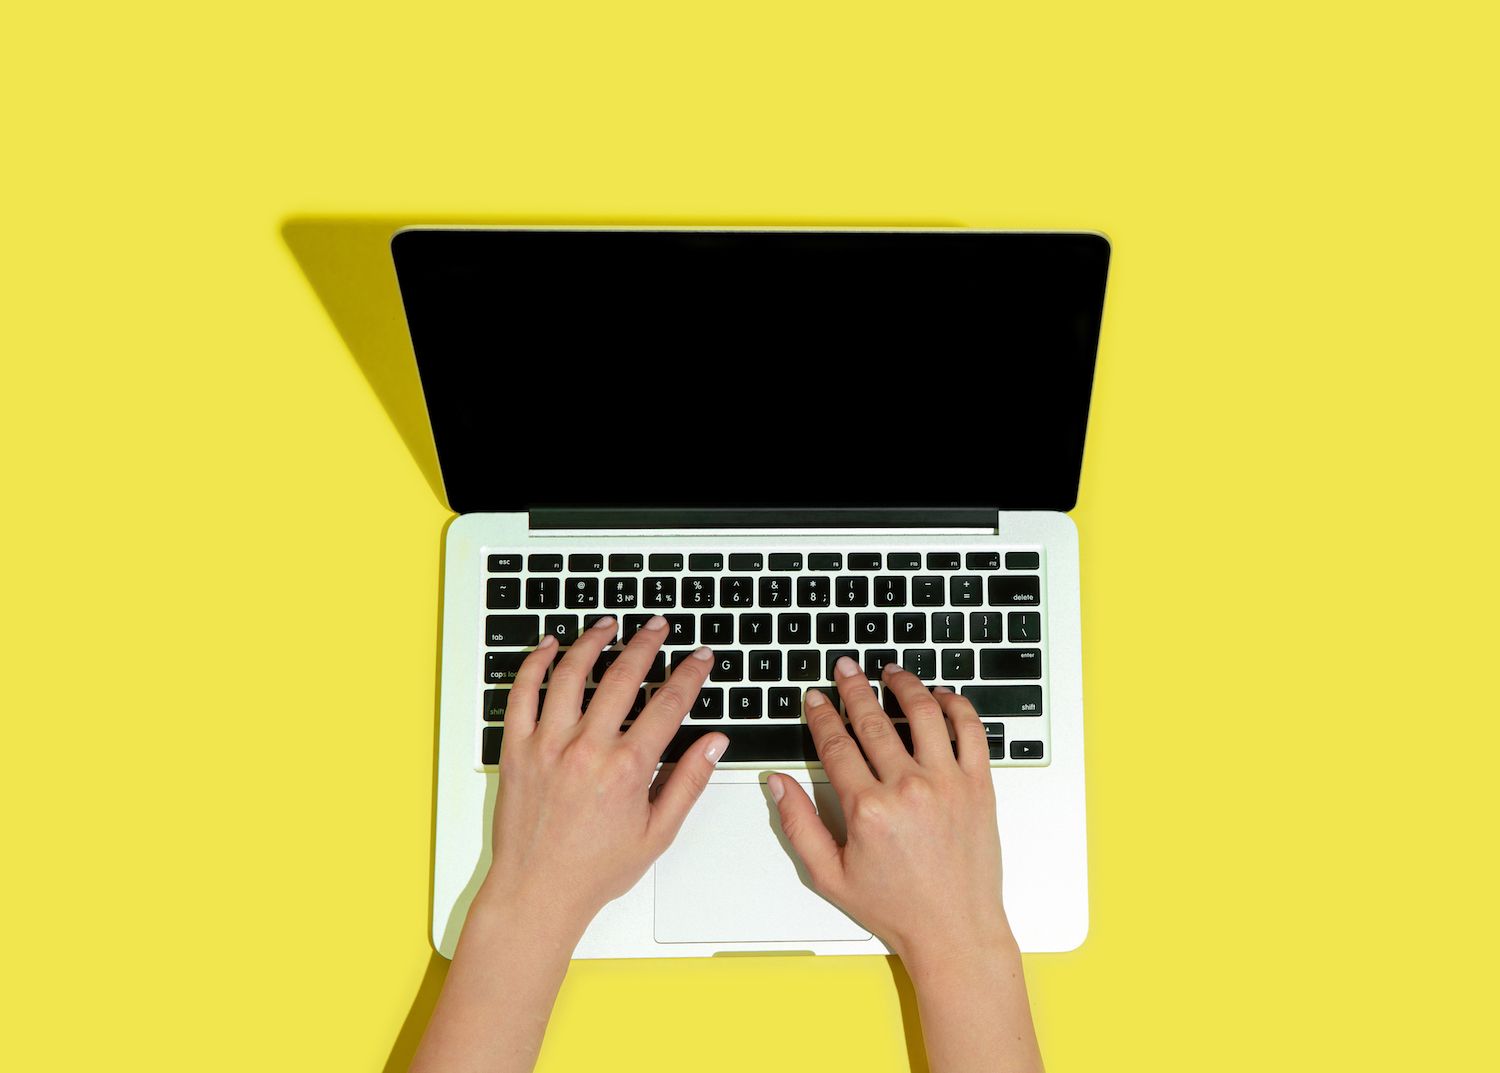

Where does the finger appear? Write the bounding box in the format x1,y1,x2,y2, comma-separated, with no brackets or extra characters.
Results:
834,655,913,779
626,644,714,757
501,634,559,739
647,730,729,849
582,614,670,734
767,773,844,894
880,663,954,766
933,687,992,777
538,615,617,731
804,688,876,800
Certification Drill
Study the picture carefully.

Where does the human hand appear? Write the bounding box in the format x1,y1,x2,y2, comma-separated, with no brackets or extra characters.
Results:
768,656,1013,968
475,615,726,938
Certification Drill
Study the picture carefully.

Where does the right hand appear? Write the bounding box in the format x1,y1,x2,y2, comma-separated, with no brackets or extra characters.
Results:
768,656,1014,966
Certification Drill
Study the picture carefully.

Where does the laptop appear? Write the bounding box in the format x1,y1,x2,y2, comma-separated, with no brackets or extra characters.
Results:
390,226,1109,958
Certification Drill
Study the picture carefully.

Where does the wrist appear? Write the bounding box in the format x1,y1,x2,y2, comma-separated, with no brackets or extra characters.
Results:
467,878,593,951
893,919,1020,982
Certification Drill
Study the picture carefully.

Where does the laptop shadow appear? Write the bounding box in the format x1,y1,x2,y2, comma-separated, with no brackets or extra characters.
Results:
281,213,951,1073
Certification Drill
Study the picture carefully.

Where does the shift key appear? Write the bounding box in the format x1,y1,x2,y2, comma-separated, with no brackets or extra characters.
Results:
961,685,1043,716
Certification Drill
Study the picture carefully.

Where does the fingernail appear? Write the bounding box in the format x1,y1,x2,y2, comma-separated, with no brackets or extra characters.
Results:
593,616,616,630
933,686,954,694
882,662,900,677
703,734,728,763
805,689,826,707
835,655,861,679
691,645,713,661
538,634,558,650
644,614,668,631
769,774,785,802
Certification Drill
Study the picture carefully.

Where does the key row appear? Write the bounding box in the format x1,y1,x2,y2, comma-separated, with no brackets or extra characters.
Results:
486,574,1040,611
489,551,1042,574
479,718,1045,764
487,611,1041,648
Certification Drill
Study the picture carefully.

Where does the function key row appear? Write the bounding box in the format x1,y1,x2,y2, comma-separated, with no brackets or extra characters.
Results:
488,551,1042,574
487,575,1040,611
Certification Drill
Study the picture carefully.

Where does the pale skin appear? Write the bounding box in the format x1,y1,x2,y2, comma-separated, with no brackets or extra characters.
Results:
411,614,1043,1073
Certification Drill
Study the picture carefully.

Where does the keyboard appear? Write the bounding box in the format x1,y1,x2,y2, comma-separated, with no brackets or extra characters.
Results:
476,546,1048,768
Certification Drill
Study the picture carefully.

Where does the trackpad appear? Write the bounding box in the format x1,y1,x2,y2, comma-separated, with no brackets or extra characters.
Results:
653,781,870,944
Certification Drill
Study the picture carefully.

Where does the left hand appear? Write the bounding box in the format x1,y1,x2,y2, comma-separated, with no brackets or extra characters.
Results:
475,615,726,936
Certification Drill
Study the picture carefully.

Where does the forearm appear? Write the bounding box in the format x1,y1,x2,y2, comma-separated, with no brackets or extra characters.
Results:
901,931,1044,1073
410,889,585,1073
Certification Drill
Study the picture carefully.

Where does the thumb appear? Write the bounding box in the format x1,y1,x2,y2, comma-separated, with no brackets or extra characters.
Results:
648,731,729,847
768,773,843,893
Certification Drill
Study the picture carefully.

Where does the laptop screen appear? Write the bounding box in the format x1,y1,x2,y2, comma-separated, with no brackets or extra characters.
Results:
392,229,1109,516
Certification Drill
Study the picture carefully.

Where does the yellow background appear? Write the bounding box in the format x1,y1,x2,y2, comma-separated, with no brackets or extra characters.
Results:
3,2,1496,1070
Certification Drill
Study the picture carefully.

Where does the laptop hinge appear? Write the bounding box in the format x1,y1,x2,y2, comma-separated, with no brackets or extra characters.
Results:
528,507,999,530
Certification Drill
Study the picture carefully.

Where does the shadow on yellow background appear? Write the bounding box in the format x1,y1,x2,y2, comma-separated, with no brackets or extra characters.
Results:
282,216,950,1073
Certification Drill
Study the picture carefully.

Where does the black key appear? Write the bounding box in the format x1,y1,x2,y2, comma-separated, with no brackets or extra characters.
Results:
1007,611,1041,642
658,723,819,763
604,577,638,608
854,613,888,644
942,648,975,681
748,650,782,681
808,553,843,571
649,553,684,571
848,552,882,570
701,614,734,645
1006,551,1040,570
483,689,508,721
913,576,945,606
932,611,965,643
887,552,921,570
644,653,667,683
986,723,1006,760
666,614,695,646
777,613,812,645
484,652,528,684
569,553,603,572
608,553,644,572
874,576,906,607
670,651,696,674
691,688,725,719
720,577,754,607
835,576,869,607
728,553,763,572
824,648,858,679
592,650,622,681
989,575,1041,605
1010,740,1044,760
486,615,540,647
712,651,744,682
739,614,773,645
902,648,937,680
769,552,804,571
621,615,654,642
816,613,851,644
525,577,560,609
863,648,897,679
565,577,599,609
786,649,820,681
808,686,843,715
797,576,833,607
961,685,1043,716
966,551,1001,570
583,614,618,640
970,612,1004,643
688,553,723,571
486,577,521,609
528,554,563,572
683,576,715,607
544,615,580,645
926,552,960,570
628,688,650,716
759,576,793,607
768,687,801,718
893,613,926,643
980,648,1042,680
729,688,763,719
582,688,597,710
482,726,504,764
644,577,676,607
487,554,522,573
949,575,982,606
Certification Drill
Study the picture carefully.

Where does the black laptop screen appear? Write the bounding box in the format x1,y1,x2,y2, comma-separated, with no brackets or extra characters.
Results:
391,229,1109,515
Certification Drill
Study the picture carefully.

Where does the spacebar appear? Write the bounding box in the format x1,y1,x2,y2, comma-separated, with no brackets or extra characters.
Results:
482,723,818,766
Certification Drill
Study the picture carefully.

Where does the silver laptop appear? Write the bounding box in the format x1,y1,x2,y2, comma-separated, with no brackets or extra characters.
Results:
391,226,1109,958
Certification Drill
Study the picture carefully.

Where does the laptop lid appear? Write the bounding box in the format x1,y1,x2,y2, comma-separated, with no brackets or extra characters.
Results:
391,227,1109,520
